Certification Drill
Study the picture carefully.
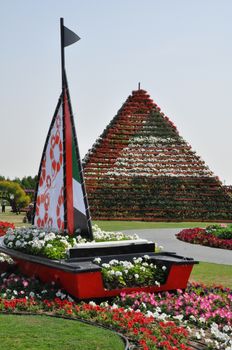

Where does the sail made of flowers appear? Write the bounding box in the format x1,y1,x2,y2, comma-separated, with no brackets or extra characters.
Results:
34,97,64,230
34,84,92,238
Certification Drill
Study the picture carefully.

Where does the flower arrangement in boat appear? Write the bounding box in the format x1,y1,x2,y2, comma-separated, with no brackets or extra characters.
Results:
94,255,167,290
3,224,139,260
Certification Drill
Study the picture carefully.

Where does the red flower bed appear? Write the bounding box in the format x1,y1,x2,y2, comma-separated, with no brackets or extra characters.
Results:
0,221,15,237
0,297,191,350
176,228,232,250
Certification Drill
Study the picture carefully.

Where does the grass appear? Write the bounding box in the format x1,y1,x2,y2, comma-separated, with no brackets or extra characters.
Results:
0,314,125,350
190,262,232,289
0,207,28,227
94,220,214,231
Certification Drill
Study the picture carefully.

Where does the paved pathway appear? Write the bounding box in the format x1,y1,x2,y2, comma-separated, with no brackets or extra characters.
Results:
123,228,232,265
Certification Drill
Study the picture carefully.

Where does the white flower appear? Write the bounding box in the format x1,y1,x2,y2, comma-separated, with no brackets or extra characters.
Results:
162,266,167,271
15,240,22,247
125,307,133,312
115,271,122,277
0,254,13,264
225,344,232,350
100,301,109,308
200,329,205,337
173,314,184,321
134,273,139,279
29,292,35,298
109,259,119,266
93,257,101,264
89,301,96,306
102,263,110,268
56,290,66,299
143,255,150,260
121,261,133,268
205,338,213,344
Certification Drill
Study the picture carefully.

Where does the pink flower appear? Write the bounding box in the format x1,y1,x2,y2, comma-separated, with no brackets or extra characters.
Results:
23,280,29,287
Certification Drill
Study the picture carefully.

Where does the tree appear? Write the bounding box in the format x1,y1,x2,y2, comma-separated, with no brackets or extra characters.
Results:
0,181,30,213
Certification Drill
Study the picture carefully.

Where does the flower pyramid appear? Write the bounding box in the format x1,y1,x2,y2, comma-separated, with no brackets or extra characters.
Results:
83,89,232,221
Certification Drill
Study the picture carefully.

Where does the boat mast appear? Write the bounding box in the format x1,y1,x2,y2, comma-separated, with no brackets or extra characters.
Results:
60,18,93,239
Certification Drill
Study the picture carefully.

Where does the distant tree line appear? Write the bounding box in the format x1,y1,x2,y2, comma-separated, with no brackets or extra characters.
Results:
0,175,37,190
0,176,38,213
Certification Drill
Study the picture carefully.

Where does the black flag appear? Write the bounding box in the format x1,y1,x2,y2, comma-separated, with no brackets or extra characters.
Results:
64,25,80,47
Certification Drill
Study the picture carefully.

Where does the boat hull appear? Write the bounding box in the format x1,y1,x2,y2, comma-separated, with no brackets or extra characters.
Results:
15,256,195,299
0,240,197,299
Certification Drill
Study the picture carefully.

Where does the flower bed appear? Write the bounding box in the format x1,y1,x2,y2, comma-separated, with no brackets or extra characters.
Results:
0,221,15,237
0,270,190,350
0,264,231,350
116,283,232,349
116,283,232,329
176,225,232,250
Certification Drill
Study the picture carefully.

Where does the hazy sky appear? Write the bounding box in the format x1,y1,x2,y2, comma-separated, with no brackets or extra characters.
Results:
1,0,232,184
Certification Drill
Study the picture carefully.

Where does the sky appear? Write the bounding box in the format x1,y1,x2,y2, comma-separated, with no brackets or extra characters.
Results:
1,0,232,184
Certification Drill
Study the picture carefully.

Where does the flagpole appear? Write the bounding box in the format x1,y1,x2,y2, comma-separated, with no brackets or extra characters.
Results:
60,17,69,233
60,17,65,90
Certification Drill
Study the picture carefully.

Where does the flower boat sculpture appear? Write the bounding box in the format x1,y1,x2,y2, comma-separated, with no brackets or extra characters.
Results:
0,19,197,299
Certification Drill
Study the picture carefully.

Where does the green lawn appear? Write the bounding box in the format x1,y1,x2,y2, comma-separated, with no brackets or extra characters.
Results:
0,207,28,227
94,220,213,231
0,314,125,350
190,262,232,289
